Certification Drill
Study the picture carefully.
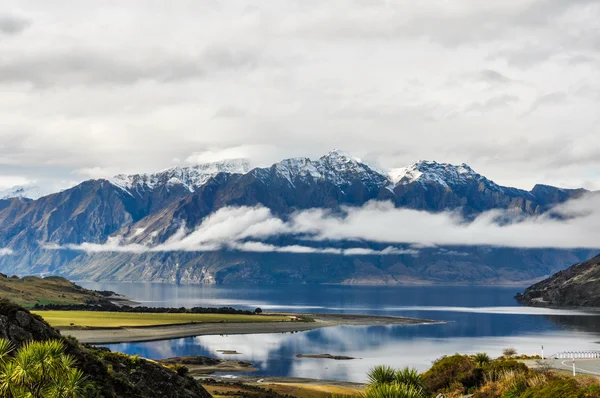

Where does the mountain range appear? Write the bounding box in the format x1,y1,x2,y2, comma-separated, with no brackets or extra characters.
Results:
0,150,595,284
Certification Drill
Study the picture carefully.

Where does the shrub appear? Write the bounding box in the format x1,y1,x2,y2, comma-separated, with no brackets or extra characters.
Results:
166,363,189,377
486,359,529,376
474,353,491,367
422,354,476,394
502,348,517,357
520,377,579,398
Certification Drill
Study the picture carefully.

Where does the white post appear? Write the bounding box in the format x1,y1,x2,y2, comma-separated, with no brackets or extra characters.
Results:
541,345,544,360
573,357,576,377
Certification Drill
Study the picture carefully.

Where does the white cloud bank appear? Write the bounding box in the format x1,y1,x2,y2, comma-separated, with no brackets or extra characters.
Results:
45,194,600,255
0,248,13,256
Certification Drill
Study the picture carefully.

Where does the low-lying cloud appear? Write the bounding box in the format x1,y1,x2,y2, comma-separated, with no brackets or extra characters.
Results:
0,248,13,257
46,194,600,255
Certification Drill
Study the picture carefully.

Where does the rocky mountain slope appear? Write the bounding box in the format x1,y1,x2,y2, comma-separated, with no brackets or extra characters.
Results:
0,150,592,284
516,253,600,308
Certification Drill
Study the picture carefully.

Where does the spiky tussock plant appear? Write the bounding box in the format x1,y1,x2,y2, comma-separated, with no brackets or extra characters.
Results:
359,365,426,398
361,382,425,398
394,367,424,391
367,365,398,386
0,339,87,398
474,352,491,367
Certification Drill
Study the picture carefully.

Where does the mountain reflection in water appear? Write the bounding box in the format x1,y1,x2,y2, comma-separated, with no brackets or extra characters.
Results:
80,283,600,382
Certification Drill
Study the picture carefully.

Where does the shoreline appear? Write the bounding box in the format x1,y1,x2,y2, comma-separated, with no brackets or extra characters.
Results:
77,279,535,287
62,313,442,344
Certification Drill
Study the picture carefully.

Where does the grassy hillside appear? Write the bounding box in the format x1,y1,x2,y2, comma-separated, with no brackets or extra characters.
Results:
0,274,114,307
0,299,212,397
516,253,600,308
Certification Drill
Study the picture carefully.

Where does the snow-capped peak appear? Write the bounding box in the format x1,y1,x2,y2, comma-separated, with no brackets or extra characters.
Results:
321,149,363,163
0,185,53,200
389,160,501,190
109,158,252,194
259,149,388,188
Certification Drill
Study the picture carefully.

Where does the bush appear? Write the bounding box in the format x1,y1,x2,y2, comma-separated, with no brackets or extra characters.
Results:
474,353,491,367
167,363,190,377
502,348,518,357
520,377,579,398
422,355,477,394
486,359,529,375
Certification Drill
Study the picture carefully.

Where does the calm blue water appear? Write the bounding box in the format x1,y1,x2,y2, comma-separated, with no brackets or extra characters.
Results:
79,283,600,382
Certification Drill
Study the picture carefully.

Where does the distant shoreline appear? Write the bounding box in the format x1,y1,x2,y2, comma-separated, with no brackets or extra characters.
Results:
76,279,536,287
61,313,442,345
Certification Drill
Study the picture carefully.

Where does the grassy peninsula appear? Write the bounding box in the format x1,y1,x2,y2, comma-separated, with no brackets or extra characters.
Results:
32,310,293,328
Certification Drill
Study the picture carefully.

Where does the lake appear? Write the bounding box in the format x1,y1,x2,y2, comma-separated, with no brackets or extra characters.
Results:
79,282,600,383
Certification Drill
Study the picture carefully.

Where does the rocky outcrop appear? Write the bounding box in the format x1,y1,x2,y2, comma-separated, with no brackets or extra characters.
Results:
516,253,600,308
0,302,62,345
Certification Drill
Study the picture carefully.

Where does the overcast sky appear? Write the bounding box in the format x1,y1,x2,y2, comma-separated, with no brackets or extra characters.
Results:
1,0,599,191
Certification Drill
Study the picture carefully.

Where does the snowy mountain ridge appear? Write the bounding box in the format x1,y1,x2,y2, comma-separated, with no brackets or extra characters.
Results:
0,150,546,199
108,158,252,195
258,149,389,188
388,160,504,191
0,185,53,200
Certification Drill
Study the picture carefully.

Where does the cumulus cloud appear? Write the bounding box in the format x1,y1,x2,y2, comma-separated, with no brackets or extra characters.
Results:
185,145,284,167
1,1,600,191
46,194,600,255
525,91,568,115
0,175,34,189
0,248,13,256
0,13,31,35
477,69,512,85
0,47,259,88
465,94,519,113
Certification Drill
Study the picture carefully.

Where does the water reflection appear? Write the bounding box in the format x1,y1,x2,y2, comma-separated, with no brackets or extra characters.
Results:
105,325,600,382
85,283,600,382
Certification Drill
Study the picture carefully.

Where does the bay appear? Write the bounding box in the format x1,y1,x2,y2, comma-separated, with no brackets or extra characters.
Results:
79,282,600,382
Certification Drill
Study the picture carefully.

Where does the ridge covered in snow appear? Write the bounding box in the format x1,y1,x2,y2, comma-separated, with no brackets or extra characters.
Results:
0,185,54,200
388,160,503,191
261,149,389,188
109,158,252,194
0,151,514,199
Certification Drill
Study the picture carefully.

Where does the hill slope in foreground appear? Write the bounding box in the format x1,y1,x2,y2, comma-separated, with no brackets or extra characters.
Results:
0,274,117,307
0,299,211,397
516,253,600,308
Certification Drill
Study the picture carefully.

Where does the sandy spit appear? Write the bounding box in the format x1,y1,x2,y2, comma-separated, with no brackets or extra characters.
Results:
63,313,441,344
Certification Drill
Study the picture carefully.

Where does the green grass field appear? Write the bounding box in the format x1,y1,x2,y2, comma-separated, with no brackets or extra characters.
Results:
32,311,292,328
